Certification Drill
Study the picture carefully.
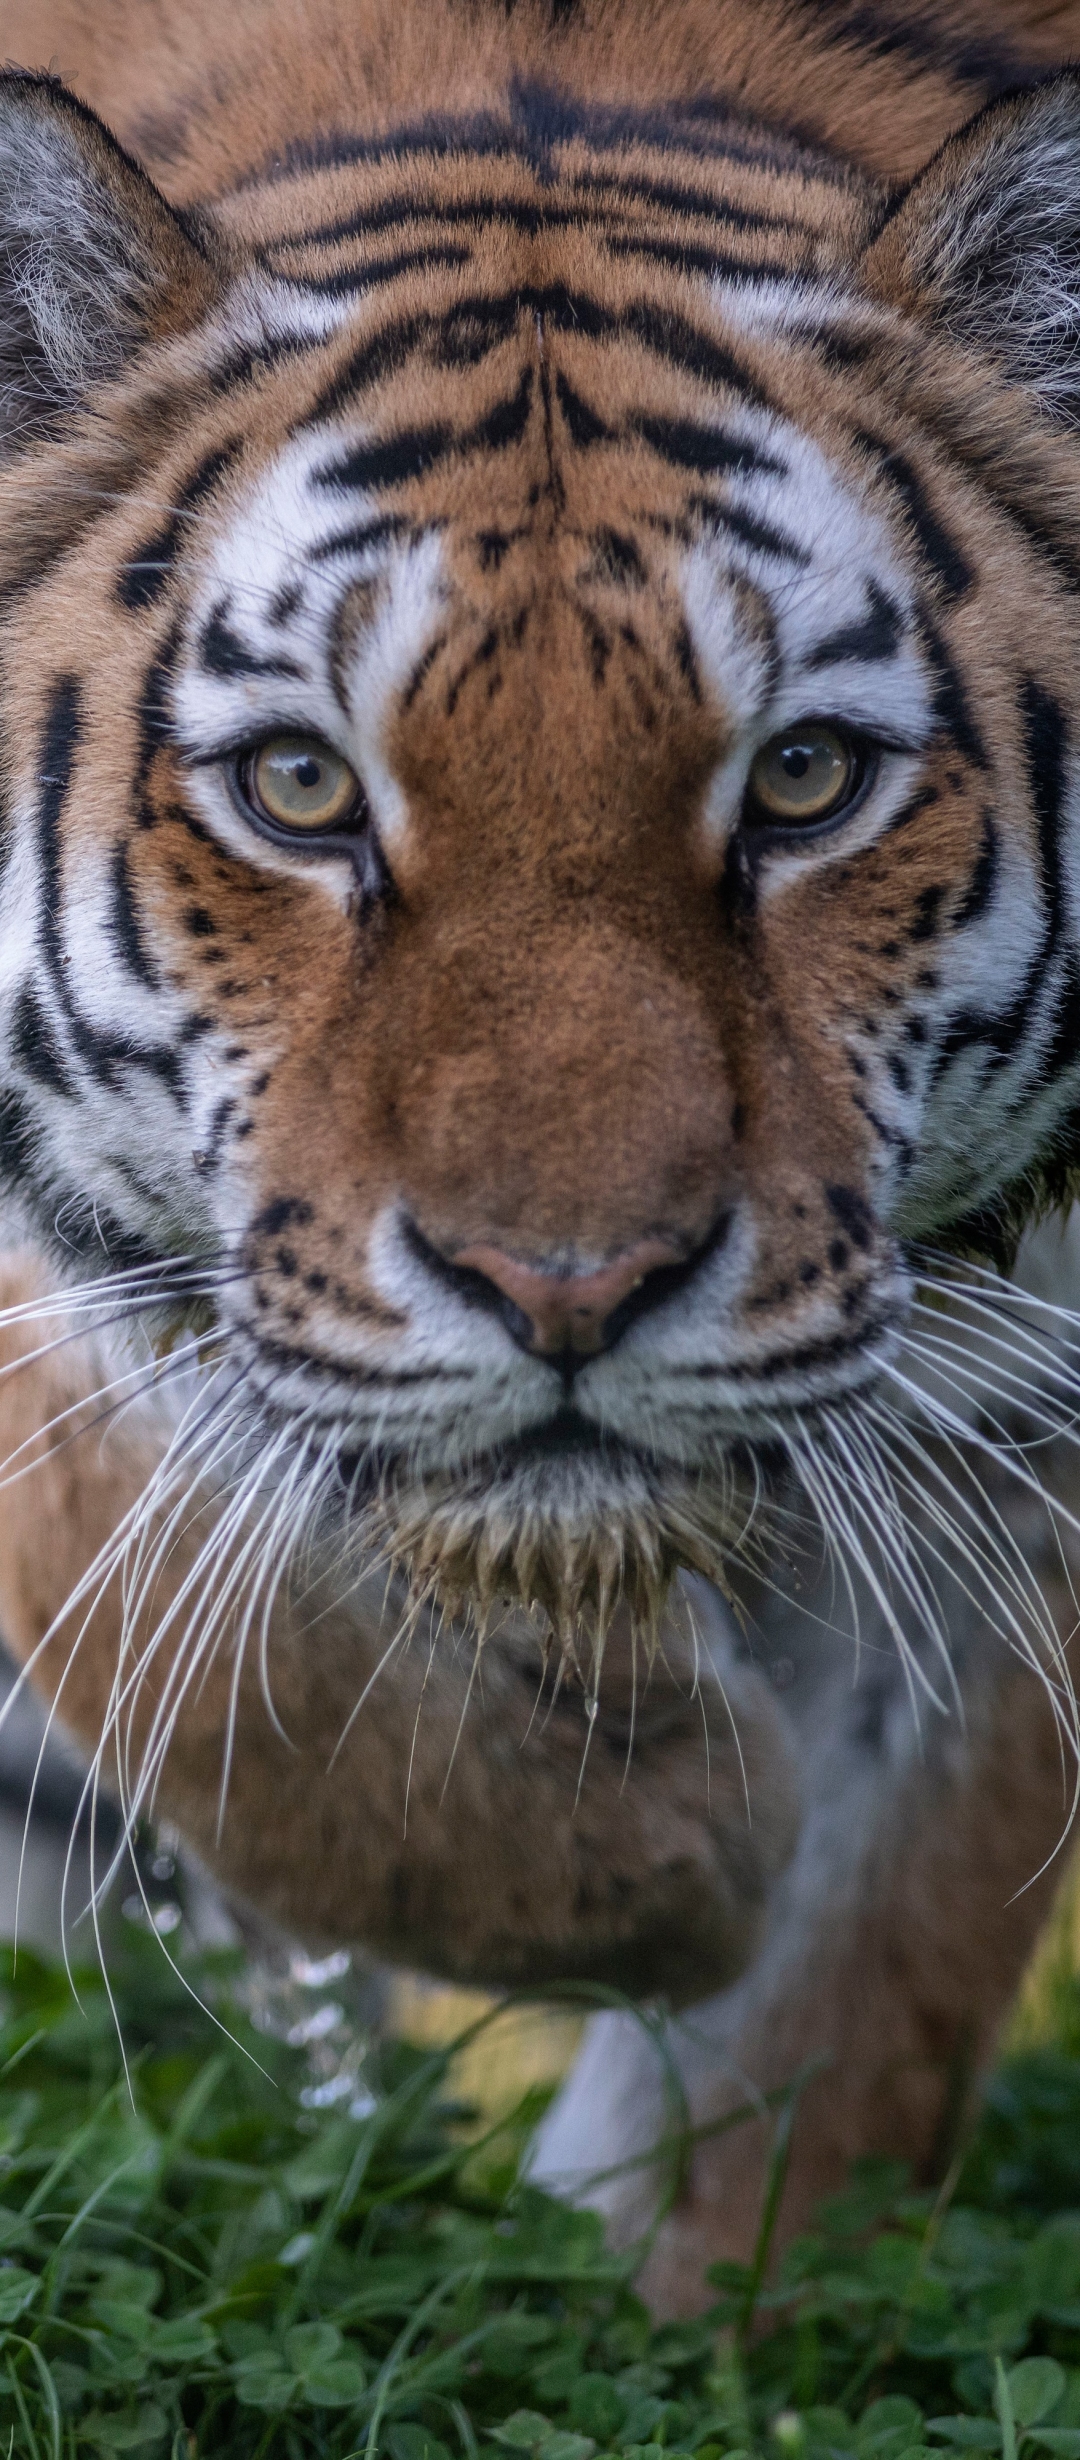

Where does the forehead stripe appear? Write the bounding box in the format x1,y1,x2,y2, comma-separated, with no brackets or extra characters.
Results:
279,226,805,301
269,239,473,298
804,580,904,668
313,364,533,493
689,494,810,565
603,232,795,283
635,413,785,479
263,170,821,257
117,441,244,615
852,431,974,602
306,285,773,426
310,513,413,562
263,95,858,188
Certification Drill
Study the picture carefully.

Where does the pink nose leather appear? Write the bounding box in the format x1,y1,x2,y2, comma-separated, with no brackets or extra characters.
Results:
452,1237,685,1356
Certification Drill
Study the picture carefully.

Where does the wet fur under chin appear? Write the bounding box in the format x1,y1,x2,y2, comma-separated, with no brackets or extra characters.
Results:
345,1441,758,1668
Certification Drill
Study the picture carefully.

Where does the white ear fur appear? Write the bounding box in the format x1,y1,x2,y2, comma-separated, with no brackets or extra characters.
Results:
865,74,1080,426
0,72,216,444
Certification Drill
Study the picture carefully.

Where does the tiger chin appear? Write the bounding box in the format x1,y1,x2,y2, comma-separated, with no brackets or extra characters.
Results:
4,0,1080,2323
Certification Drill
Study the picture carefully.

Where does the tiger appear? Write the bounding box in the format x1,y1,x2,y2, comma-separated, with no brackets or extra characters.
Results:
2,0,1080,2320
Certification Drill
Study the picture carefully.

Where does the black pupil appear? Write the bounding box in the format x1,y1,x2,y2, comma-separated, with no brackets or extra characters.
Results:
294,757,321,789
780,746,812,779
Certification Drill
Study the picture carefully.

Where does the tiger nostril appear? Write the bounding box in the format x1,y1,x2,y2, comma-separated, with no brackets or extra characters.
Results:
452,1238,687,1357
402,1215,733,1362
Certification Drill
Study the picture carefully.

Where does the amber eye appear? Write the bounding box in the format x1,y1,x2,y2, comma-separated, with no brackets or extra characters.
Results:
745,723,866,830
240,735,365,836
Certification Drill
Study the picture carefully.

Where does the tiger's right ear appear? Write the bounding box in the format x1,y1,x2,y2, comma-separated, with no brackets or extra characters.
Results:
863,73,1080,427
0,70,219,447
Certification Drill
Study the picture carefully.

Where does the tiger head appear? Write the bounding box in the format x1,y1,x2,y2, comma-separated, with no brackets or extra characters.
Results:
2,66,1080,1641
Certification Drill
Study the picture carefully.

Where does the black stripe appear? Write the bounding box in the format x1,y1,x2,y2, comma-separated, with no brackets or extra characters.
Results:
11,982,73,1098
309,514,414,562
109,842,160,990
0,1086,39,1202
117,443,243,614
952,808,999,929
250,84,859,192
133,622,183,809
1037,960,1080,1087
36,676,83,996
1023,676,1069,949
308,293,520,421
796,0,1025,94
674,1320,894,1380
313,366,533,494
316,418,442,494
476,364,535,450
635,412,784,481
201,1093,238,1174
933,681,1070,1083
261,172,815,259
586,528,647,587
881,780,940,838
603,232,796,284
306,284,770,425
717,829,758,926
804,579,904,669
555,373,613,447
687,490,810,566
921,408,1080,597
854,434,973,603
209,332,328,394
570,164,819,234
200,602,305,681
35,676,186,1104
851,1090,914,1169
909,881,946,944
916,607,987,770
266,240,472,297
796,323,877,373
582,291,771,403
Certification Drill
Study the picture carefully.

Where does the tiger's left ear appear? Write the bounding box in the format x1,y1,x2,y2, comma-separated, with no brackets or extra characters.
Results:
0,70,219,445
863,73,1080,425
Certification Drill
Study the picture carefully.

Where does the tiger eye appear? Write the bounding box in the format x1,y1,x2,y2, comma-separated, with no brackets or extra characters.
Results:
746,724,859,827
248,735,362,833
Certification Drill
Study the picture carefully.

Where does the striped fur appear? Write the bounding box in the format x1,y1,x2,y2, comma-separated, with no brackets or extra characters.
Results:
1,17,1080,1604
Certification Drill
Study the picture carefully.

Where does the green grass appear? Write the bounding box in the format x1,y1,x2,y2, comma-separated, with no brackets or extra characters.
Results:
2,1935,1080,2459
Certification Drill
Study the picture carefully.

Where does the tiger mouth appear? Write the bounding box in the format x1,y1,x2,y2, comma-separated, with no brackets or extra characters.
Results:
337,1401,786,1511
319,1402,776,1651
335,1405,642,1500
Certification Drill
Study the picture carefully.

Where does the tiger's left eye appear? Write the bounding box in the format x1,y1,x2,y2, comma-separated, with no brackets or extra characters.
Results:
239,735,366,836
745,723,867,830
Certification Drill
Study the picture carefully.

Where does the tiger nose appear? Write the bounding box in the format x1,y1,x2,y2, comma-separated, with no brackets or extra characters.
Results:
450,1237,688,1358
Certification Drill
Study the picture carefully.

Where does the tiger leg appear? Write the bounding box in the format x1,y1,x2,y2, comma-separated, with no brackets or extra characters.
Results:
533,1471,1078,2315
0,1253,799,1997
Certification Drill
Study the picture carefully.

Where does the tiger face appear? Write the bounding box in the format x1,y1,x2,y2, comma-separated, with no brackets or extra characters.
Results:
2,66,1080,1634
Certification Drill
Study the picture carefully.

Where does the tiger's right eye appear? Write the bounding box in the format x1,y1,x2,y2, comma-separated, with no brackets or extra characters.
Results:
238,734,367,839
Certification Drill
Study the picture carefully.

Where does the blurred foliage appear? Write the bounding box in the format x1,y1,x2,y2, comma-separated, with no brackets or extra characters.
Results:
2,1931,1080,2456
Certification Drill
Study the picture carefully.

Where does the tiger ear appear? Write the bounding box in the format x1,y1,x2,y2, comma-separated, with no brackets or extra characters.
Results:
863,73,1080,425
0,70,218,445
